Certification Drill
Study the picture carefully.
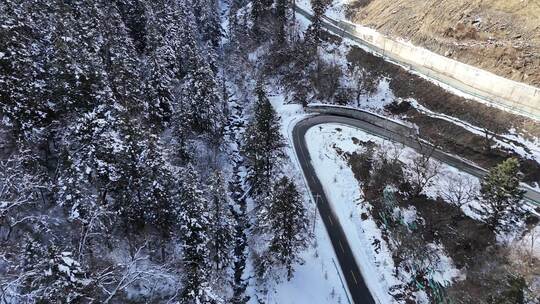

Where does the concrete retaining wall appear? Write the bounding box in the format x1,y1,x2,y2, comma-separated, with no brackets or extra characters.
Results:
306,104,417,137
295,5,540,119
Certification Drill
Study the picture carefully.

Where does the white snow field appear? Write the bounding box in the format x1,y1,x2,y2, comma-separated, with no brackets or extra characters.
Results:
264,90,539,303
304,123,470,303
252,94,351,304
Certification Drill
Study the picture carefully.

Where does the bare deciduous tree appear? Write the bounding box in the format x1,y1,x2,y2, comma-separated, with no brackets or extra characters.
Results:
349,66,380,107
97,242,178,304
77,206,113,261
406,143,441,197
439,175,479,208
526,227,538,264
391,223,441,286
0,150,46,241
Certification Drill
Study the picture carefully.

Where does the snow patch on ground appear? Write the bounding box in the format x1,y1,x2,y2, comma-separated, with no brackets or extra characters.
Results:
305,123,467,302
360,78,396,112
296,0,350,21
407,98,540,166
255,92,351,304
267,216,352,304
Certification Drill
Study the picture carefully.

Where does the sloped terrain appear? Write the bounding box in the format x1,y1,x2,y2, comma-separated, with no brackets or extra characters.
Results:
345,0,540,87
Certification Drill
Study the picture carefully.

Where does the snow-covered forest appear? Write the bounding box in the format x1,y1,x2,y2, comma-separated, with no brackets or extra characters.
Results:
0,0,314,302
1,0,539,303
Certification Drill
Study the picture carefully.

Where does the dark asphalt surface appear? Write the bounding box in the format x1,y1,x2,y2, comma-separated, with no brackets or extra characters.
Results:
294,3,540,206
293,114,540,304
293,116,376,304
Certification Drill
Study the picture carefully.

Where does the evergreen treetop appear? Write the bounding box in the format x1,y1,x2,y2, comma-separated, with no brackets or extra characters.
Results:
244,83,285,195
477,158,526,232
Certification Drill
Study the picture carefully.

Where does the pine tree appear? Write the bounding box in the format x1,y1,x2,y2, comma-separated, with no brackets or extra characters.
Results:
100,6,144,115
208,171,235,271
243,84,285,195
143,47,175,130
0,0,104,143
179,168,220,304
180,61,226,136
307,0,331,46
46,0,109,119
257,177,309,280
0,0,48,142
226,3,248,54
251,0,273,37
193,0,222,48
275,0,289,44
475,158,526,232
177,3,201,78
57,99,137,222
130,135,181,235
251,0,263,36
115,0,148,54
143,0,190,130
169,109,193,164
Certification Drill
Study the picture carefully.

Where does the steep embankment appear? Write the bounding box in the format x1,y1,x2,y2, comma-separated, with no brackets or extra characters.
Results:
345,0,540,87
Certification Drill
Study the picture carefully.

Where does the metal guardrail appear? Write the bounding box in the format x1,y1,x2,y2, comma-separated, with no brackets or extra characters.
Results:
306,104,417,138
332,258,353,304
306,104,540,206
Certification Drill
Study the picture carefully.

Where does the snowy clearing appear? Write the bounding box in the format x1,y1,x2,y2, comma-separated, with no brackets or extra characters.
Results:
254,93,351,304
305,123,474,303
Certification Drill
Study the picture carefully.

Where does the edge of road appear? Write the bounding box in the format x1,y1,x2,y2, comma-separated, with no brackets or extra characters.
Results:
288,104,539,304
292,115,379,304
293,4,540,121
305,104,540,206
285,114,358,304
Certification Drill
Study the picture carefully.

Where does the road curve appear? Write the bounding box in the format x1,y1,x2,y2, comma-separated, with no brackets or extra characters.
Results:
293,5,540,120
302,110,540,204
293,113,540,304
293,116,376,304
294,4,540,205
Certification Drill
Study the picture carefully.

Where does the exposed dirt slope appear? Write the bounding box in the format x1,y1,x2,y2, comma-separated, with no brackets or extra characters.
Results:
345,0,540,87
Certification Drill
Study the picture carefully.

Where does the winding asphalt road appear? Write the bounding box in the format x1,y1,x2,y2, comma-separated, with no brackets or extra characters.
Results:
293,115,376,304
293,5,540,120
293,113,540,304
